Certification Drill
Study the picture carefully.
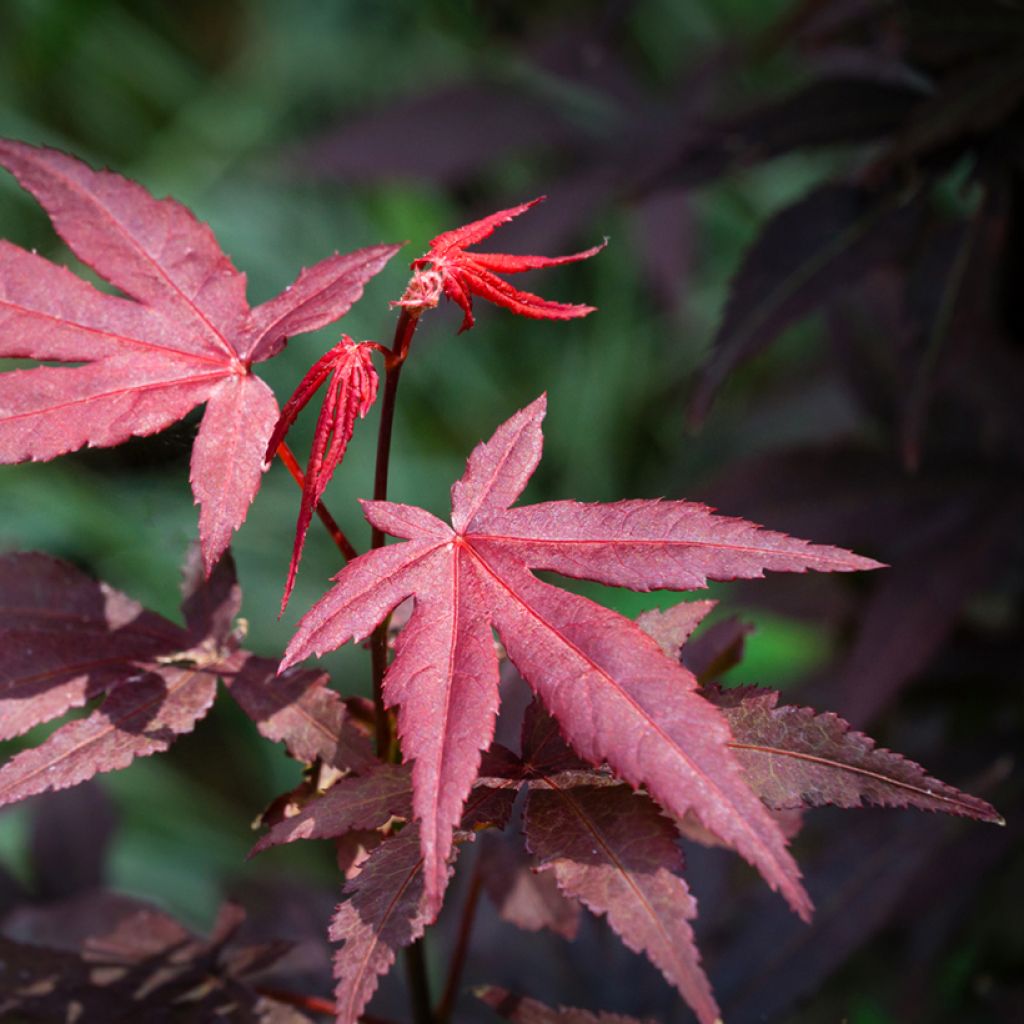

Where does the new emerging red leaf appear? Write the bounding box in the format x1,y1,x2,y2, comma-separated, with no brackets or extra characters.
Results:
400,197,605,332
0,140,398,570
264,336,379,611
283,395,884,921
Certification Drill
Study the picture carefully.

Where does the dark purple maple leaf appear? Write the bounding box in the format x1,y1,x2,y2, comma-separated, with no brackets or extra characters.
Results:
282,394,882,921
477,987,656,1024
706,685,1003,822
526,784,718,1023
0,139,398,571
0,552,370,807
480,833,581,940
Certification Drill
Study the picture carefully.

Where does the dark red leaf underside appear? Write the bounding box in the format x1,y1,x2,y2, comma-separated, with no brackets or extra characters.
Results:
0,551,366,810
0,552,184,741
330,825,458,1024
526,782,720,1024
0,139,398,568
707,686,1003,822
477,987,656,1024
285,395,883,920
0,663,218,808
480,834,581,940
224,654,376,773
249,764,413,857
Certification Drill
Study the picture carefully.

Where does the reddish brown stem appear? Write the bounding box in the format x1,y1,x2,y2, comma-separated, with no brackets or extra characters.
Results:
276,441,358,562
369,308,421,759
435,853,484,1023
368,307,432,1024
256,985,398,1024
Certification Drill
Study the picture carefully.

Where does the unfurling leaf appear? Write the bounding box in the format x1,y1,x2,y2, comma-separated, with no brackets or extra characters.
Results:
0,139,398,570
264,336,379,610
398,197,605,332
707,686,1004,823
284,394,882,920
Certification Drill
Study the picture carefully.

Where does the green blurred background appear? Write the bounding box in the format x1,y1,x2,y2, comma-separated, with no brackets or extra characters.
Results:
2,2,1019,1022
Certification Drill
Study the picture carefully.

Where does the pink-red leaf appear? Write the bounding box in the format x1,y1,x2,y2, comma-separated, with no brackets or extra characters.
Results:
285,395,884,920
265,337,379,611
405,197,604,332
525,782,720,1024
241,245,399,362
635,600,716,661
708,686,1004,822
0,140,398,568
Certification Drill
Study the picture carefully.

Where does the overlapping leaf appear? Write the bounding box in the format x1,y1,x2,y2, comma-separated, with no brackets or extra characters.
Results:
0,139,398,569
478,987,656,1024
284,394,883,921
521,703,719,1024
707,685,1003,822
0,552,369,808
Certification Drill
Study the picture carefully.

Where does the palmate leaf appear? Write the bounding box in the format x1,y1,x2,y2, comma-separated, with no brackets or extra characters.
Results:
708,686,1003,822
0,140,398,570
283,394,882,921
0,552,369,808
521,704,719,1024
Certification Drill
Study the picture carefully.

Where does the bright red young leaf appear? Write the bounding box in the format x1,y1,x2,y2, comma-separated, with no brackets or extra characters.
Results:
0,140,398,570
283,394,882,921
706,685,1003,822
264,335,379,611
0,552,370,808
398,197,605,332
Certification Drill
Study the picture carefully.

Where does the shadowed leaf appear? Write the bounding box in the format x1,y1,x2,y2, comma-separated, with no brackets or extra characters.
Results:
707,685,1002,822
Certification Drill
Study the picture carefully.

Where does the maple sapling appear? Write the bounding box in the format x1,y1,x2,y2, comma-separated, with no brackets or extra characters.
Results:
0,140,1004,1024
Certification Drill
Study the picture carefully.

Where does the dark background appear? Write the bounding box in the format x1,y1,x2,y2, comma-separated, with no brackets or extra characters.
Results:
1,2,1021,1021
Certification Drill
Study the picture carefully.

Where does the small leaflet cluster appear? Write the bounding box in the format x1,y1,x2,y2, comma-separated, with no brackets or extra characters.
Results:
397,197,606,332
0,141,1004,1024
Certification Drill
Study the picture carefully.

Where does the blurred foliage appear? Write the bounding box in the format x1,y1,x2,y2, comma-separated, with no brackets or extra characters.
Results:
1,1,1022,1021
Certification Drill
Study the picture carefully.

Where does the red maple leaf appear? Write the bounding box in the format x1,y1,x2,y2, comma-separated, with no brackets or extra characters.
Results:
0,551,375,810
282,394,883,920
398,197,605,332
264,335,379,611
0,140,399,571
